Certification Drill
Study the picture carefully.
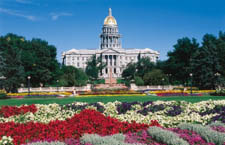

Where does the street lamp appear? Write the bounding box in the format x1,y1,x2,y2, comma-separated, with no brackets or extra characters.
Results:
162,78,165,90
215,72,221,90
27,76,31,96
56,80,59,92
189,73,193,96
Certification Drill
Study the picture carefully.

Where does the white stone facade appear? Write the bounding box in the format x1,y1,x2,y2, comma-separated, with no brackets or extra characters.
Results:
62,8,160,78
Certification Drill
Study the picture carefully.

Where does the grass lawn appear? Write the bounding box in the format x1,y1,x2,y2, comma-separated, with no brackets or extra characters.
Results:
0,95,224,106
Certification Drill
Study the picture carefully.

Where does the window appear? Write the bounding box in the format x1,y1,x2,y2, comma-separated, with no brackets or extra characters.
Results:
105,68,108,74
114,68,116,74
77,63,79,67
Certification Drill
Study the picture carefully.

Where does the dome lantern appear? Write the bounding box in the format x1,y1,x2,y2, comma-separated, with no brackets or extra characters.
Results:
104,8,117,25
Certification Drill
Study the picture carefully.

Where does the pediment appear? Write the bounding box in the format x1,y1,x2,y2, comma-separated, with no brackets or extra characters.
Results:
101,48,122,54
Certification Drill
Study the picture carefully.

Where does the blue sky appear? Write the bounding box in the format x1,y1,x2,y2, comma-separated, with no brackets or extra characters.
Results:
0,0,225,61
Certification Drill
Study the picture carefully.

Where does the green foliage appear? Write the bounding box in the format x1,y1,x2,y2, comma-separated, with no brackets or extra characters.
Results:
122,62,136,81
0,51,5,76
143,69,167,85
192,33,224,89
134,76,144,86
136,57,154,78
178,123,225,145
0,34,25,92
59,66,88,87
85,54,106,82
0,91,7,99
210,89,225,96
208,121,225,128
166,37,199,85
81,134,133,145
0,33,61,92
94,79,105,84
122,57,154,84
147,126,189,145
0,51,6,90
22,38,60,87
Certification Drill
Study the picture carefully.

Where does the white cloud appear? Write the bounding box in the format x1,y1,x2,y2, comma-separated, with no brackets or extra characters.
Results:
0,8,36,21
50,12,72,20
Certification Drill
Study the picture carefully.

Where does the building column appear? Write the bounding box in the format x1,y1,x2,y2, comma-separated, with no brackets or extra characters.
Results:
107,55,109,67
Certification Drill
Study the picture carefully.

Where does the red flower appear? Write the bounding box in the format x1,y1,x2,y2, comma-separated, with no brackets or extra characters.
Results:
0,109,160,145
0,105,37,118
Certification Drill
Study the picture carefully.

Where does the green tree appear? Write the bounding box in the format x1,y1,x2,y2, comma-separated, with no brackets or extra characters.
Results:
22,38,60,87
0,51,6,89
136,57,154,79
58,65,88,87
85,54,106,83
0,51,5,76
192,34,222,89
0,34,25,92
217,31,225,86
122,62,136,81
74,68,88,86
143,69,167,85
59,66,77,87
134,76,144,86
167,37,199,85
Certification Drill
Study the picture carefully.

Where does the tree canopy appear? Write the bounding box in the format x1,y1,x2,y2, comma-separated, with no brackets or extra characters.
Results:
58,65,88,87
0,33,60,92
85,54,106,83
166,37,199,85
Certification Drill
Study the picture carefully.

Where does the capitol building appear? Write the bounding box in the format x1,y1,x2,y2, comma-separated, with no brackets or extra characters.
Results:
62,8,160,78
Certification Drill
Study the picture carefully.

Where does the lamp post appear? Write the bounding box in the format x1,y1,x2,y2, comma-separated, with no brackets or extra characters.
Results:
27,76,31,96
56,80,59,92
189,73,193,96
162,78,165,90
215,72,221,90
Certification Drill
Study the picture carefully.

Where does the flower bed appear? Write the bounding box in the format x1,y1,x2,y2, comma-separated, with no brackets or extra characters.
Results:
0,101,224,145
0,90,7,99
76,94,146,97
78,90,143,96
149,90,215,96
0,109,156,145
0,104,37,118
0,100,224,126
7,92,72,99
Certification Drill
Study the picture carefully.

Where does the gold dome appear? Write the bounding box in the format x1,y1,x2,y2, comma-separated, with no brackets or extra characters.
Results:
104,8,117,25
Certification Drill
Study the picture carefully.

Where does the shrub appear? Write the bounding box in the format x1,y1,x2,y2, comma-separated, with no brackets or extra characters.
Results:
134,76,144,86
0,90,7,99
147,126,189,145
178,123,225,145
80,134,135,145
210,89,225,96
26,141,66,145
208,121,225,128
